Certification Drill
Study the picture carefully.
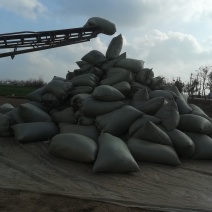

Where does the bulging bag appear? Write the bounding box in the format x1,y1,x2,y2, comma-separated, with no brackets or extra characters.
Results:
80,98,124,117
92,85,125,101
93,133,140,173
96,105,142,136
106,34,123,59
50,133,98,163
81,50,107,66
127,138,181,166
11,122,58,143
154,99,180,131
17,103,52,123
116,58,145,74
178,114,212,135
163,85,192,114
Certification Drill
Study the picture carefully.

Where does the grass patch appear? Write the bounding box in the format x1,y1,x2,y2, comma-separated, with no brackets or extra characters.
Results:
0,85,37,97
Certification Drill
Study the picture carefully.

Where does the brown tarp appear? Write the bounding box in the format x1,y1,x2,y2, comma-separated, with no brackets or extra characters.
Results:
1,137,212,211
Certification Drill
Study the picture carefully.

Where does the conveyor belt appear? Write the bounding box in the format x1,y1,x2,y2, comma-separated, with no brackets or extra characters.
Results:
0,26,101,59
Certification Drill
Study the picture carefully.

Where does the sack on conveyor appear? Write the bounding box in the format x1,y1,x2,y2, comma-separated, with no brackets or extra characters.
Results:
135,68,154,85
131,121,173,146
131,88,149,108
159,127,195,158
92,85,125,101
163,84,192,114
129,115,161,136
155,99,180,131
42,93,61,108
83,17,116,35
106,34,123,60
93,133,140,173
11,122,58,143
100,67,133,85
50,107,76,124
69,86,93,96
149,90,177,101
25,86,45,102
178,114,212,135
189,104,212,122
96,105,142,136
135,97,166,115
101,52,126,71
49,133,98,163
81,50,107,66
149,76,165,90
185,132,212,159
111,81,131,96
42,80,73,100
80,98,124,117
0,113,12,137
115,58,145,74
0,103,14,114
127,138,181,166
69,73,99,87
17,103,52,123
59,123,99,142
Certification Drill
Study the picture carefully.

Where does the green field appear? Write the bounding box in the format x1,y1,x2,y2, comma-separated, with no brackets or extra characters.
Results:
0,85,37,97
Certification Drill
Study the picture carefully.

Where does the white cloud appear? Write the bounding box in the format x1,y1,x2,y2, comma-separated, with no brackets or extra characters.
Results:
122,30,212,82
139,0,212,25
50,0,212,28
0,0,47,20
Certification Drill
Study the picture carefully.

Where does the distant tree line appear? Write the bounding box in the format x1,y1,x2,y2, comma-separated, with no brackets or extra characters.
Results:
0,77,46,88
168,65,212,100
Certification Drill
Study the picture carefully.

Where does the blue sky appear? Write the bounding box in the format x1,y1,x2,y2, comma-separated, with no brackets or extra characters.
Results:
0,0,212,83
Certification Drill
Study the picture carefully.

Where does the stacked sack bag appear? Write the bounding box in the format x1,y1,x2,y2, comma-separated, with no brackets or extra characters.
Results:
1,17,212,174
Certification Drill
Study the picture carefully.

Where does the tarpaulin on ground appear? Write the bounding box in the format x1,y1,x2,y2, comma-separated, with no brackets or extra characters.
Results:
0,137,212,212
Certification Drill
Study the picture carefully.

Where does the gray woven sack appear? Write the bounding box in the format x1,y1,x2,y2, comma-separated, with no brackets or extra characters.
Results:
106,34,123,59
93,133,140,173
50,133,98,163
127,138,181,166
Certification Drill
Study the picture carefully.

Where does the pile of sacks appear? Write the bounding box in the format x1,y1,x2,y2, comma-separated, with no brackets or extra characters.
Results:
1,17,212,174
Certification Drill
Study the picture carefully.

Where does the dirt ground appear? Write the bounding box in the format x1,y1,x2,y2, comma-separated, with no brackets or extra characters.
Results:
0,96,211,212
188,97,212,117
0,189,155,212
0,96,29,107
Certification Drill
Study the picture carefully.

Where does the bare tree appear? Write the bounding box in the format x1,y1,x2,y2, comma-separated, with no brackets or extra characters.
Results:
198,66,210,99
187,73,199,98
194,69,202,97
174,77,184,93
207,67,212,87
